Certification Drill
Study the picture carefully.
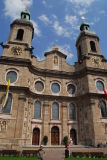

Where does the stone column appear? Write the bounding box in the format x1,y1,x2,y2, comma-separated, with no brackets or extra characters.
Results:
43,100,50,145
62,102,68,141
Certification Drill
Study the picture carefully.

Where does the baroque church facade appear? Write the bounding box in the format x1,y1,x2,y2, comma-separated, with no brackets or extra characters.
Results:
0,10,107,149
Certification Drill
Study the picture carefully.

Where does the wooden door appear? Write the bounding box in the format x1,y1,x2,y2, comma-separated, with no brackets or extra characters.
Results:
32,128,40,145
51,126,59,145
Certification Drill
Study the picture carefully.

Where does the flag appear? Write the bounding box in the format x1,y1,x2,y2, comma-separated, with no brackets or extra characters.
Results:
104,89,107,100
1,79,10,109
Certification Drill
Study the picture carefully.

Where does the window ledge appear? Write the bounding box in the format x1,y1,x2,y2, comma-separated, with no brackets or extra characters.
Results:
100,118,107,122
49,120,61,124
68,120,77,124
0,113,12,119
32,119,42,123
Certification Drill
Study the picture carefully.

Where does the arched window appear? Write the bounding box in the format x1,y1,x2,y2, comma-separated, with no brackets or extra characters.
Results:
99,101,107,118
52,102,59,120
2,93,12,113
16,29,24,41
96,80,104,92
69,103,76,120
90,41,96,52
34,100,41,119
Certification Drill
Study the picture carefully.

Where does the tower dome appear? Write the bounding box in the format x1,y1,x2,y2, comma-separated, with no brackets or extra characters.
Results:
21,8,30,20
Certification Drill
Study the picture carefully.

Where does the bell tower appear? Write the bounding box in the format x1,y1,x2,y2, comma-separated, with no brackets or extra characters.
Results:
76,21,101,63
8,9,34,46
2,9,34,59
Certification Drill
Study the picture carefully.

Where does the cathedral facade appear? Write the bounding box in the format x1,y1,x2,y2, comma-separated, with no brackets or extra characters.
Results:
0,10,107,149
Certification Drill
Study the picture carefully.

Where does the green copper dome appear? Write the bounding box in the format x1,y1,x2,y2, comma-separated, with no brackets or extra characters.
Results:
21,9,30,20
80,22,90,31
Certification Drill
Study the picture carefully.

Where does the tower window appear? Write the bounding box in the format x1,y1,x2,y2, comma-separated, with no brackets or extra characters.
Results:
24,15,26,19
78,45,82,60
90,41,96,52
16,29,24,41
86,26,89,30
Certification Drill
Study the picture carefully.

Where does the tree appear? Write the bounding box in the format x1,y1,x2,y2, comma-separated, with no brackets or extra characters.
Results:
43,136,48,145
63,136,68,146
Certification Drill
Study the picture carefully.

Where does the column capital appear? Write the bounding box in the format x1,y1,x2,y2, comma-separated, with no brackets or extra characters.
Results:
18,94,26,101
90,98,95,105
43,100,49,107
62,102,67,108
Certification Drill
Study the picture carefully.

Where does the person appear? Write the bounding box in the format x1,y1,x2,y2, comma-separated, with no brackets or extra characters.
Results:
70,138,73,146
65,144,70,158
37,145,45,160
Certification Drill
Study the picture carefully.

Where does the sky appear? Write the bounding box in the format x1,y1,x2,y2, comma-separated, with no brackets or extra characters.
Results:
0,0,107,64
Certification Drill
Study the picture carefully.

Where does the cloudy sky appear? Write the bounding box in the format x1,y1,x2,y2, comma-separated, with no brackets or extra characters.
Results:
0,0,107,64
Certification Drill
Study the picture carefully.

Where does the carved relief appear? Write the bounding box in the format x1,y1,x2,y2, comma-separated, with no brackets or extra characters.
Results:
0,120,7,132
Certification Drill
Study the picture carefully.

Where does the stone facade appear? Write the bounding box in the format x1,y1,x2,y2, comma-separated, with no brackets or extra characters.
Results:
0,11,107,149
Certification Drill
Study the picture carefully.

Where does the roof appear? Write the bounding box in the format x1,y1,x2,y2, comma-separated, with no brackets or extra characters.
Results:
44,45,67,59
76,30,99,46
11,19,33,29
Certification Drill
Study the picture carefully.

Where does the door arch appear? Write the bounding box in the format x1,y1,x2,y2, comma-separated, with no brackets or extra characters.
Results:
32,128,40,145
70,128,77,145
51,126,59,145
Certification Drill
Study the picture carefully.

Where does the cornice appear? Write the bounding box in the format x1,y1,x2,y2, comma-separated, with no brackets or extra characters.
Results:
0,85,106,100
0,56,107,78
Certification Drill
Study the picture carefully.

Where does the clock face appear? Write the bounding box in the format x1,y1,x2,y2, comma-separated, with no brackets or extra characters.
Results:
11,46,22,55
91,56,101,67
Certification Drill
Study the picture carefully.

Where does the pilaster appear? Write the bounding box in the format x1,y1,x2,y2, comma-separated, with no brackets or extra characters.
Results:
14,94,26,139
43,100,50,145
62,102,68,140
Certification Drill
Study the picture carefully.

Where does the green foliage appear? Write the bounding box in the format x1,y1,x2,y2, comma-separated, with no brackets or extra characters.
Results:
0,157,37,160
63,136,68,146
42,135,48,145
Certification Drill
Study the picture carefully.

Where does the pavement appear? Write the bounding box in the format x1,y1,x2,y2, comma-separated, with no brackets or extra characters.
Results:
44,148,65,160
43,147,107,160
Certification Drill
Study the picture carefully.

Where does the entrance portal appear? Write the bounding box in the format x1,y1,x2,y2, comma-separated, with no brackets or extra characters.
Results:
32,128,40,145
51,126,59,145
70,128,77,145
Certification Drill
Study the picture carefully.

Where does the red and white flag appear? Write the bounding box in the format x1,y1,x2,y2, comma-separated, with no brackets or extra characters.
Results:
104,89,107,100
